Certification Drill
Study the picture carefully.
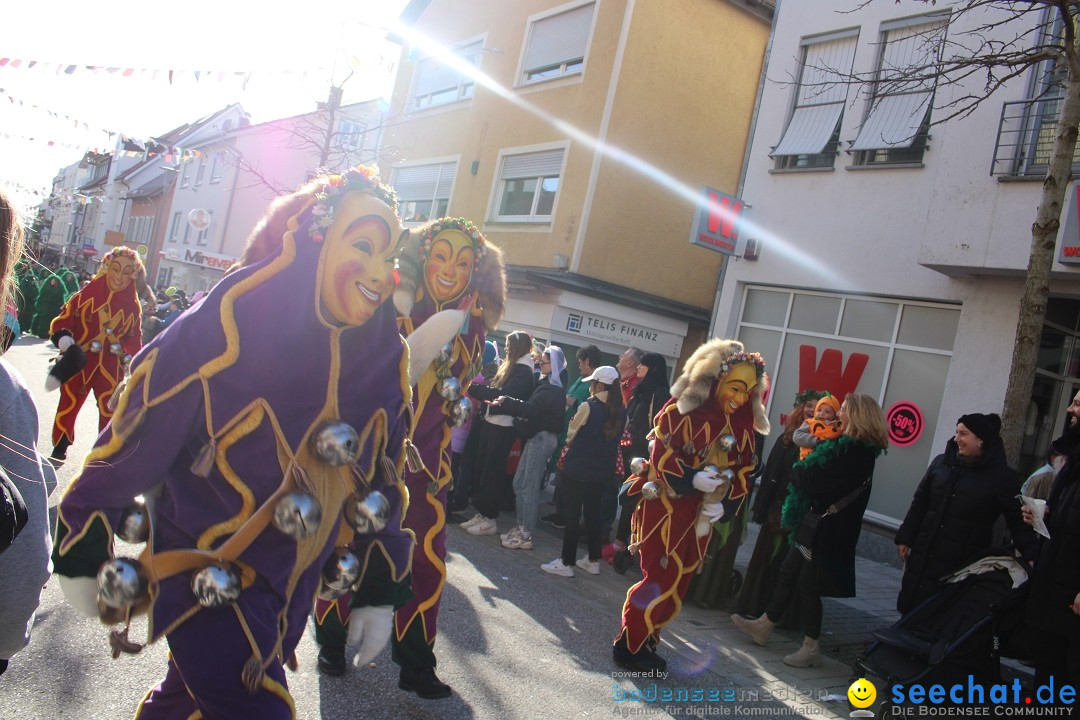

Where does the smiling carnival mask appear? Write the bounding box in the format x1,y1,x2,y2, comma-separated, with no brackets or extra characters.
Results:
318,191,406,327
424,229,476,304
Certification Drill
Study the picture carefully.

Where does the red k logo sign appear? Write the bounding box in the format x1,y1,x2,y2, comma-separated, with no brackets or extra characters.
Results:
798,346,869,402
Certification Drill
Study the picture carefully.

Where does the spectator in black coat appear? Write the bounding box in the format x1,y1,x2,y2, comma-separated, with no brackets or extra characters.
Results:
895,413,1037,614
460,331,535,536
1025,391,1080,690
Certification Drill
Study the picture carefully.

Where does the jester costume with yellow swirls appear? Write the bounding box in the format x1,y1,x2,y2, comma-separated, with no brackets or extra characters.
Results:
48,246,144,454
313,217,505,695
52,167,415,720
614,339,769,668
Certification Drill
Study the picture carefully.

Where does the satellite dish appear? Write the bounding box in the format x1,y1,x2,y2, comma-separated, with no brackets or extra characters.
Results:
188,209,211,231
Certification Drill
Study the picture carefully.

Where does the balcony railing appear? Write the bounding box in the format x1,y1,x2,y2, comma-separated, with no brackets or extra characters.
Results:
992,97,1080,176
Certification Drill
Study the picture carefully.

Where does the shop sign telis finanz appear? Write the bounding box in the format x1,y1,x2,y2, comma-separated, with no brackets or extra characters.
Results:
553,307,683,357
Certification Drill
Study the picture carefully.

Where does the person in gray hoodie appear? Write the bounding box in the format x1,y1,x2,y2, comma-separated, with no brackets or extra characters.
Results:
0,189,56,678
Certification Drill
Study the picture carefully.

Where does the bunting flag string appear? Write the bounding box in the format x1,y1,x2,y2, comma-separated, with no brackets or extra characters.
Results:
0,58,313,87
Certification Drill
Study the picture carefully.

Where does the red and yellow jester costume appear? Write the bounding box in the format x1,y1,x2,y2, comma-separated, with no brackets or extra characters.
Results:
48,246,144,458
614,339,769,671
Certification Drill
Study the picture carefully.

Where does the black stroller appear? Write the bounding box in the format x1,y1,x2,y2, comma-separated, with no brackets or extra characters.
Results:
855,555,1034,709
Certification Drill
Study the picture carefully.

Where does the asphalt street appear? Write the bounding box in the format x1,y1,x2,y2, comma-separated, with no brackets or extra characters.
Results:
0,336,844,719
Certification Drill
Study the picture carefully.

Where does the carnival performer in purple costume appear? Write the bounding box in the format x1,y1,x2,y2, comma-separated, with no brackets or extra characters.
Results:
51,167,421,719
313,218,505,699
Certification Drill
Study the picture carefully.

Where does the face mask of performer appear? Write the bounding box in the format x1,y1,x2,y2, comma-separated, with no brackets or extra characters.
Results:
107,254,136,293
424,229,476,304
319,192,404,326
715,362,758,415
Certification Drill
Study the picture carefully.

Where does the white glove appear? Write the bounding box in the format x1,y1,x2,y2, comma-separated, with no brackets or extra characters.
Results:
692,470,721,493
347,605,393,666
701,501,725,523
57,335,74,352
59,575,101,619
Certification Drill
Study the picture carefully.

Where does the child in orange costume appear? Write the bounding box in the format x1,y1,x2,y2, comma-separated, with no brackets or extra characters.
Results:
45,246,144,462
794,395,842,460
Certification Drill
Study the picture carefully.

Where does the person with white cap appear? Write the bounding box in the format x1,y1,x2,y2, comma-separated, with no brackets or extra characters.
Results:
541,365,626,578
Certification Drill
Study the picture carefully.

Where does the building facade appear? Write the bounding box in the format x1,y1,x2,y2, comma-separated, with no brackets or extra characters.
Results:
383,0,773,372
712,0,1080,527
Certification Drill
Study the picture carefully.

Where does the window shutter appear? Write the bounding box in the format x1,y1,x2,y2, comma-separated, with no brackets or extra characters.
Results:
412,41,481,98
772,34,857,156
394,161,457,201
523,3,595,73
501,149,564,179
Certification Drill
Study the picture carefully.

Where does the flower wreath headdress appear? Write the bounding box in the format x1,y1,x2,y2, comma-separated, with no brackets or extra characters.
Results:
718,350,767,380
416,217,487,269
308,165,400,243
795,388,826,405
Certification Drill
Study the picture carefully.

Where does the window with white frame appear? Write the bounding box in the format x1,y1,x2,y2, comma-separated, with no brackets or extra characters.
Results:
195,158,206,186
209,154,223,183
393,161,457,224
180,160,192,188
492,148,564,222
520,2,596,85
196,211,212,245
125,215,154,247
182,222,191,244
337,120,367,153
410,39,482,110
772,30,859,170
168,211,182,243
851,15,948,166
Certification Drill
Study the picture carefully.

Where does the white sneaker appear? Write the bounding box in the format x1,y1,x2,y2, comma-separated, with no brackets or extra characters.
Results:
466,517,497,536
541,558,574,577
502,529,533,550
575,557,601,575
460,513,484,530
500,526,521,543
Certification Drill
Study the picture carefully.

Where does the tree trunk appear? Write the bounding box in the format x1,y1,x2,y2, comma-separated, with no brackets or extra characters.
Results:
1001,73,1080,466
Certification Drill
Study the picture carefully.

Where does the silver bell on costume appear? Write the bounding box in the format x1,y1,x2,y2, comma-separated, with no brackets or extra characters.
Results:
449,397,473,428
89,341,103,353
436,342,454,365
110,342,123,356
438,377,462,402
116,499,150,544
191,562,243,608
344,490,391,534
122,354,132,366
309,421,359,466
272,492,322,540
318,547,362,600
717,468,736,485
719,434,737,453
97,558,148,609
702,464,720,476
629,457,648,476
641,481,661,501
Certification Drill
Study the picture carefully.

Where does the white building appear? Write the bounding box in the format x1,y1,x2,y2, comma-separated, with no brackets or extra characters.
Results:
712,0,1080,528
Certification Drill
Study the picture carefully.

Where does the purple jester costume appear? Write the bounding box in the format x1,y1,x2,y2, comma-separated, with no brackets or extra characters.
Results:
52,167,415,719
314,218,505,698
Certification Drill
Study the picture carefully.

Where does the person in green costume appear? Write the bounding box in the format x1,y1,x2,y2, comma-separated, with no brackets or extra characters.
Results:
31,272,67,339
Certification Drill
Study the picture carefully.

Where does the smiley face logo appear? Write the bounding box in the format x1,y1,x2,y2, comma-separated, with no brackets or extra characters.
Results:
848,677,876,709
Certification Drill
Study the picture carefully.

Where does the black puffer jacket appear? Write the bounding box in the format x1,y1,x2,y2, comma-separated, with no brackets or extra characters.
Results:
1027,426,1080,641
488,377,565,438
895,437,1037,614
624,385,670,459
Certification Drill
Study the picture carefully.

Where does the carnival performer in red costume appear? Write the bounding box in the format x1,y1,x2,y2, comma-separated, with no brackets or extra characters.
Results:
45,246,144,462
613,339,769,672
312,218,505,701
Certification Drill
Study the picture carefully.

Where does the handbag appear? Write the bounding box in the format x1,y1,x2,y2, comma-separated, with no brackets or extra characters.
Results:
794,478,870,551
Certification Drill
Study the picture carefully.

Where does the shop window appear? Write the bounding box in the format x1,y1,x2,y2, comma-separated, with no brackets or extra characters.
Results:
840,299,898,343
742,288,789,326
896,304,960,351
520,1,596,86
789,293,841,334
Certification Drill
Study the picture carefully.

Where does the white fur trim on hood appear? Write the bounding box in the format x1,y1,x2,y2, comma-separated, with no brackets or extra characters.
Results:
670,338,770,435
